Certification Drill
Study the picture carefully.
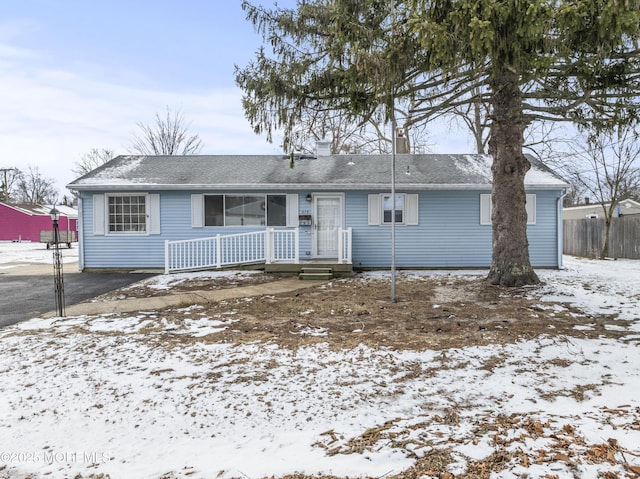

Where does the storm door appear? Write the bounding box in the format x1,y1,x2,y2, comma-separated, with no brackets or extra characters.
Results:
312,194,343,258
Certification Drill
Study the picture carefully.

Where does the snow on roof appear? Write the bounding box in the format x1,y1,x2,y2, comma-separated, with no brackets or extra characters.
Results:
457,154,493,183
1,202,77,218
524,164,568,186
564,198,640,210
71,155,147,186
68,154,567,191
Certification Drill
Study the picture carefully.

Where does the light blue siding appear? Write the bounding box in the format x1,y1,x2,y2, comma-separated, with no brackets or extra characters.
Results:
349,190,493,268
81,192,176,268
297,193,313,259
79,188,561,269
349,189,560,268
526,190,560,267
80,190,310,269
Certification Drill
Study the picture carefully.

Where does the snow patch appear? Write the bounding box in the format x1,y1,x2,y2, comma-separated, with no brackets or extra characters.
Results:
1,252,639,478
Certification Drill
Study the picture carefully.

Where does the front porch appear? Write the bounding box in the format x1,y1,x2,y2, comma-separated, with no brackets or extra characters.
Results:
164,228,352,275
264,260,353,278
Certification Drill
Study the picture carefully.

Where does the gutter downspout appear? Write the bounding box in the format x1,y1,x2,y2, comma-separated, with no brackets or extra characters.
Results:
557,190,568,269
77,197,84,271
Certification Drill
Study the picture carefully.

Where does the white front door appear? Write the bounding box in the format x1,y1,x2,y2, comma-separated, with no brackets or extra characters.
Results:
313,194,343,258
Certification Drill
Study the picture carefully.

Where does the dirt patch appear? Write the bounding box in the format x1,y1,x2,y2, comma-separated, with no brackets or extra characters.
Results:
6,273,638,479
98,274,630,351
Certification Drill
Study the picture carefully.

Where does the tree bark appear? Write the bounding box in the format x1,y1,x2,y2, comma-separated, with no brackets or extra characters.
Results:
600,202,617,259
486,71,540,287
601,216,612,259
473,99,485,154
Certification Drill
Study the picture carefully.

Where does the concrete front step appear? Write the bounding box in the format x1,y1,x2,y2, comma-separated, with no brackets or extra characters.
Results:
299,267,333,280
265,262,352,277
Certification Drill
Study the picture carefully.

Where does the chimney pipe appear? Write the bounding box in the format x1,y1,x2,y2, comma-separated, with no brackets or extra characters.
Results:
316,140,331,157
395,129,408,154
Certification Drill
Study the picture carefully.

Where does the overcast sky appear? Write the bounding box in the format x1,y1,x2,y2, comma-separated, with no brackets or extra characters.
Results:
0,1,471,198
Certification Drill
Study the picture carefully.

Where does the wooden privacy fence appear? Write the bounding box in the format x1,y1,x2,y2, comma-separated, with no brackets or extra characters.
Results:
563,217,640,259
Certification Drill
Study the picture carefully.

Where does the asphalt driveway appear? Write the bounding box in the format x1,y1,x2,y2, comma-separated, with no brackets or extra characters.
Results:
0,263,155,328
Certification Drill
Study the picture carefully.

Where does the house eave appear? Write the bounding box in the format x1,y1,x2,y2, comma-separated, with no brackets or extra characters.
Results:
68,182,567,192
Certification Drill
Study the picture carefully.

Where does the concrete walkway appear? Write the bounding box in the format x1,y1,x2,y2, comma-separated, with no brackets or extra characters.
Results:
43,277,325,318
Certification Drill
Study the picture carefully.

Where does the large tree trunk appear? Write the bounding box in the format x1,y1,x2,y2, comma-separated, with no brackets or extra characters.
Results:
486,72,540,287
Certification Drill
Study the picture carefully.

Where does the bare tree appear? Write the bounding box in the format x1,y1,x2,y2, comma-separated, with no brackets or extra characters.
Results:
59,194,75,206
130,107,203,156
443,86,491,154
287,107,374,155
375,97,434,154
73,148,114,177
620,176,640,203
524,122,589,207
16,166,58,205
1,167,20,202
560,126,640,259
288,98,432,155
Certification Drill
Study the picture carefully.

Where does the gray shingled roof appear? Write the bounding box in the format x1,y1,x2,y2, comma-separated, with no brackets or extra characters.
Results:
67,154,567,191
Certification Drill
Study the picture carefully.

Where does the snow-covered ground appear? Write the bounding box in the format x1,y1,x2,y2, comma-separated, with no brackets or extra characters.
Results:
0,249,639,479
0,240,78,266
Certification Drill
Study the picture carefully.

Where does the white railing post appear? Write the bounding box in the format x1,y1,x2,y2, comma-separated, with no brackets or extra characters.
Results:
294,227,300,264
164,240,170,274
346,227,352,264
265,228,272,264
215,234,222,269
338,227,344,264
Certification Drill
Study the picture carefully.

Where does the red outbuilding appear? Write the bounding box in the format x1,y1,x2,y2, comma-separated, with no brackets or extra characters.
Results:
0,202,77,243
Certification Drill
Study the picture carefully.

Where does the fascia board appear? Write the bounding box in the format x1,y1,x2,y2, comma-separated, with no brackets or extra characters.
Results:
68,182,567,192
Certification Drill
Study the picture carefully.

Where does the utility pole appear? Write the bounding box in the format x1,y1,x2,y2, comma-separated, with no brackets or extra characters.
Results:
391,104,397,303
1,167,17,202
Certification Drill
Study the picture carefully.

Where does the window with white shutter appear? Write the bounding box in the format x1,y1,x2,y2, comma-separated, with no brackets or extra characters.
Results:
368,193,418,226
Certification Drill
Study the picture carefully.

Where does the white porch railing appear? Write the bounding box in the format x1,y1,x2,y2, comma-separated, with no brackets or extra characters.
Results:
265,228,299,264
165,227,351,274
165,228,299,273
